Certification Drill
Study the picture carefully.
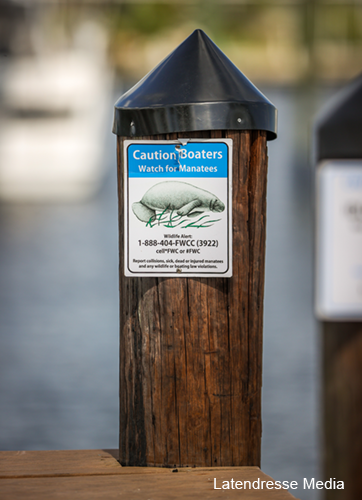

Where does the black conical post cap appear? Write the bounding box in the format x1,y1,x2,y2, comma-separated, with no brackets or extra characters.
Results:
315,73,362,162
113,29,277,140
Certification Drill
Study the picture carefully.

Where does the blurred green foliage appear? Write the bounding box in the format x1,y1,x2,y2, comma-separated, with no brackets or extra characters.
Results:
104,1,362,82
106,1,362,44
20,0,362,83
109,3,183,35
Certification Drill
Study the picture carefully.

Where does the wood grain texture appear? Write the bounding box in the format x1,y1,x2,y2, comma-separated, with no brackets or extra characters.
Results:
0,450,121,479
118,130,268,467
0,450,297,500
323,322,362,500
0,469,297,500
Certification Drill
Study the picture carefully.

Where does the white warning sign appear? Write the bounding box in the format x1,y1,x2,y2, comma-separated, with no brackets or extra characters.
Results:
124,139,232,277
316,160,362,319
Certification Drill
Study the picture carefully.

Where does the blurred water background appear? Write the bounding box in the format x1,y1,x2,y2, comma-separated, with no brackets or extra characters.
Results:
1,2,362,499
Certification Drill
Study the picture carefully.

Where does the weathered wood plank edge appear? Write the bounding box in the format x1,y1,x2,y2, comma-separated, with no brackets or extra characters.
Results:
0,449,277,479
0,466,264,480
0,451,298,499
0,453,264,478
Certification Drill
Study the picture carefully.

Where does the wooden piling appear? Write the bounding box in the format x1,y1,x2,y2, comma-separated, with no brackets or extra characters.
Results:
323,322,362,500
117,129,268,467
315,74,362,499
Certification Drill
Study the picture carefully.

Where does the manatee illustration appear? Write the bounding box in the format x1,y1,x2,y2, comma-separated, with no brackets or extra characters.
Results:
132,181,225,223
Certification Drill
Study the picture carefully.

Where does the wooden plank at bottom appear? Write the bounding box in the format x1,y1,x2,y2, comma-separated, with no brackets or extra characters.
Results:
0,450,122,478
0,450,298,499
0,469,298,500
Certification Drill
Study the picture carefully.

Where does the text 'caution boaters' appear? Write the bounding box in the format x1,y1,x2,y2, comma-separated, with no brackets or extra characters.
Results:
124,139,232,277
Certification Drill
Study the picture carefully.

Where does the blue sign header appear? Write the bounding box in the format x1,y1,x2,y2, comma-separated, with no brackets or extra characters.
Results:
127,141,229,178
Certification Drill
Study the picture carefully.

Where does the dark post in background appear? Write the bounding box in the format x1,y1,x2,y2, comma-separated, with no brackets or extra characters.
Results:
315,74,362,500
113,30,277,468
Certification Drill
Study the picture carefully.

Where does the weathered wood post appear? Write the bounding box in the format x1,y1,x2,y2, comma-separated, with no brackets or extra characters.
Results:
113,29,277,468
315,74,362,498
